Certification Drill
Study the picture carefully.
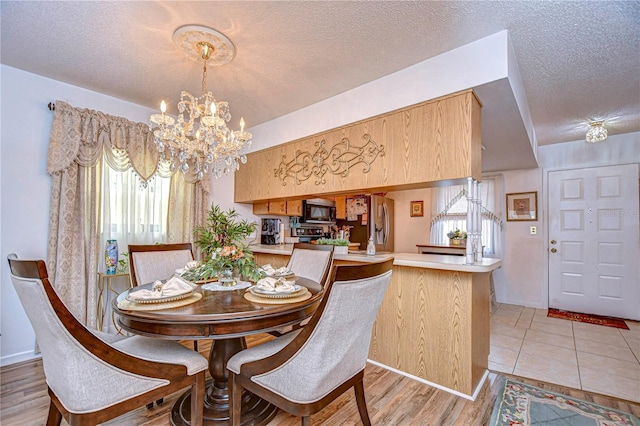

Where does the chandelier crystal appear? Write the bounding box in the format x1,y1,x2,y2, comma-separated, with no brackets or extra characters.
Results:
150,28,251,181
585,121,607,143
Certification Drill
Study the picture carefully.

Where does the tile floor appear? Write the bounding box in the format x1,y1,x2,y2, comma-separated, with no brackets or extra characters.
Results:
489,303,640,403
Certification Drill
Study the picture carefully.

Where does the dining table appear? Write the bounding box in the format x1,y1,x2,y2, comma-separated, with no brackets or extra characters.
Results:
113,276,324,426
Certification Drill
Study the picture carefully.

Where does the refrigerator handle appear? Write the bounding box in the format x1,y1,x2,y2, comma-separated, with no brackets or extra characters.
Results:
383,203,389,246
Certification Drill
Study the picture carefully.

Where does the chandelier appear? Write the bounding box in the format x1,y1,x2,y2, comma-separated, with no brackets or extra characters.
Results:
150,26,252,181
585,121,607,143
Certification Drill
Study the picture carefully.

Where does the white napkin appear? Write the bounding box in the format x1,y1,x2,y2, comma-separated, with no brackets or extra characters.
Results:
175,260,199,275
128,276,195,301
255,277,297,293
260,264,293,276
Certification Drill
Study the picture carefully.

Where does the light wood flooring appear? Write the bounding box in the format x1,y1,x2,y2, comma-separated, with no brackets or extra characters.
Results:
2,334,639,425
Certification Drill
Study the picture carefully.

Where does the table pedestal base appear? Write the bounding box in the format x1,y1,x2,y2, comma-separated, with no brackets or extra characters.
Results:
170,378,278,425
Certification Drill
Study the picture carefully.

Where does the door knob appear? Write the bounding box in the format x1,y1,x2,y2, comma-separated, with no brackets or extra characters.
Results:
550,240,557,244
550,248,557,253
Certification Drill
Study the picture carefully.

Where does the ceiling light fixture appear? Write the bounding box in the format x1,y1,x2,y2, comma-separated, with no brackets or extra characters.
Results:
150,26,251,181
585,121,607,143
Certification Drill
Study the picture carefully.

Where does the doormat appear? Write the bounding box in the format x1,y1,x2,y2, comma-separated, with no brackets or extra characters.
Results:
548,308,629,330
490,378,640,425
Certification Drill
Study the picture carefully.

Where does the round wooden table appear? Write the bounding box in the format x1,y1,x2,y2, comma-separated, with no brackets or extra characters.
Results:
113,278,323,426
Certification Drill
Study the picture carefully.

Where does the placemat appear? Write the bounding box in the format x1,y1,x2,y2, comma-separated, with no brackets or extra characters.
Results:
244,288,312,304
117,293,202,311
201,281,252,291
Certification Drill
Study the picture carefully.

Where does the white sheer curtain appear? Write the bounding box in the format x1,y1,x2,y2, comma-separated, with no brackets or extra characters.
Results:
99,162,171,272
430,176,503,257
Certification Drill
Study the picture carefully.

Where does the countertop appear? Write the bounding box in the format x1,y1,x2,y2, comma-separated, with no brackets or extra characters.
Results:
249,244,501,273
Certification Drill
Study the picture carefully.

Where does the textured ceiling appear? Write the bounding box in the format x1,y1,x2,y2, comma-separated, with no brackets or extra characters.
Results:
1,1,639,167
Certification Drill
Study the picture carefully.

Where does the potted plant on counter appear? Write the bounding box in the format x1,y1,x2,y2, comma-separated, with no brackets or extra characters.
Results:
315,238,350,254
182,205,263,285
447,229,468,246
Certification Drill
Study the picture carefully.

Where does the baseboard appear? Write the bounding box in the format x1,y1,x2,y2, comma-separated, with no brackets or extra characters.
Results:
367,359,489,401
0,350,41,367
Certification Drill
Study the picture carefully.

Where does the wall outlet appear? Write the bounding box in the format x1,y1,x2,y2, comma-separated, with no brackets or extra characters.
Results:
530,226,537,235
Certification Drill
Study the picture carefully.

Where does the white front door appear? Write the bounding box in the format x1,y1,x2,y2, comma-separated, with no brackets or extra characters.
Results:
548,164,639,320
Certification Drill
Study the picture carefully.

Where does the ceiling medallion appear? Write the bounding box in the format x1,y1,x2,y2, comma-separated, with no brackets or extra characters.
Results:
274,134,385,186
150,25,250,181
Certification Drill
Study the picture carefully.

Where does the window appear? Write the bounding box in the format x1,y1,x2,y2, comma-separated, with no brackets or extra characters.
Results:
100,160,171,270
430,176,503,256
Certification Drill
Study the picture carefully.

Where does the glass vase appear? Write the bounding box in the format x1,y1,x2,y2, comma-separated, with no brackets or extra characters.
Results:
105,240,118,275
219,267,238,287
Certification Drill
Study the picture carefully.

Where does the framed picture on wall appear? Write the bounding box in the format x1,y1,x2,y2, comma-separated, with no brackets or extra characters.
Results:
506,191,538,221
410,200,424,217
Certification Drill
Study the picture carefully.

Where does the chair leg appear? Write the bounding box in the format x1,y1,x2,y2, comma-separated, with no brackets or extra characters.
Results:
229,372,242,426
191,371,205,426
354,378,371,426
46,402,63,426
302,416,311,426
193,340,198,351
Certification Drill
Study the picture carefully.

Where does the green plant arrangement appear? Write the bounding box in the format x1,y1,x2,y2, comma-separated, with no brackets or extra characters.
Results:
181,205,263,283
316,238,350,246
117,252,129,273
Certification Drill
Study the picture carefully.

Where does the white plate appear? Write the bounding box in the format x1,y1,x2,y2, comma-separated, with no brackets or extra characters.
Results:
249,286,307,299
126,287,196,304
251,284,302,296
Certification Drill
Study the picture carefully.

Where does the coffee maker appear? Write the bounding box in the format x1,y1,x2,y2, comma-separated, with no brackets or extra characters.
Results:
261,218,282,245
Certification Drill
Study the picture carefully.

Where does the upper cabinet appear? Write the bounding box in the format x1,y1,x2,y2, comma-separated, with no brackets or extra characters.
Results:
235,90,482,204
335,196,346,220
253,200,302,217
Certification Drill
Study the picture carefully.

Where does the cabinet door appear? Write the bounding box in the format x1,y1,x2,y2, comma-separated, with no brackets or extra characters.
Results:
286,200,303,216
270,201,288,215
253,202,270,215
335,196,347,220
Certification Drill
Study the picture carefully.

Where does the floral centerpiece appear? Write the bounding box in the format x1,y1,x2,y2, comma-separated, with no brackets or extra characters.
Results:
447,229,468,246
181,205,263,284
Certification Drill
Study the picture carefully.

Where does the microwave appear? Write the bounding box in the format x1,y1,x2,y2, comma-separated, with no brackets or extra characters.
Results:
302,199,336,224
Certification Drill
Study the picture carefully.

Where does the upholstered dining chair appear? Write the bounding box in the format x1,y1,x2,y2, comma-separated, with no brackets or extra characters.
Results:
128,242,199,354
286,242,334,288
228,258,394,426
267,242,335,338
128,242,195,287
7,254,207,426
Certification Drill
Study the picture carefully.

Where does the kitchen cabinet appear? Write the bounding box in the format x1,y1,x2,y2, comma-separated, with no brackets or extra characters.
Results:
235,90,482,203
334,196,346,220
252,200,301,216
286,199,302,216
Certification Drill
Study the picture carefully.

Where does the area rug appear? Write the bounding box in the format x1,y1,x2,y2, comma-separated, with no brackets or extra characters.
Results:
490,378,639,426
548,308,629,330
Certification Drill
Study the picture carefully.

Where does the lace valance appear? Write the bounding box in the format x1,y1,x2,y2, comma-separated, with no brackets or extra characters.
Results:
47,101,173,185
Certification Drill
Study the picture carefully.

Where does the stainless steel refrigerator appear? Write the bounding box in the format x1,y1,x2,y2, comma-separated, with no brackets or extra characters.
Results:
336,195,394,252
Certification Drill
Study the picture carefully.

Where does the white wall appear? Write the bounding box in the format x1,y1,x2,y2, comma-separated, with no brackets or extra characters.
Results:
0,65,155,366
492,132,640,309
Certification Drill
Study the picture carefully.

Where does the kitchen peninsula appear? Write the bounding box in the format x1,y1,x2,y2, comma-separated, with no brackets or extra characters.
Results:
250,244,501,399
238,89,496,399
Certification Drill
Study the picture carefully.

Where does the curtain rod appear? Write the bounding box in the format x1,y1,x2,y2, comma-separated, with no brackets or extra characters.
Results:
48,102,56,111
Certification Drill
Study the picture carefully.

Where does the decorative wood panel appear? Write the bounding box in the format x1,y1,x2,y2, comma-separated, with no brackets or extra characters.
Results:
369,265,490,396
235,90,482,203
